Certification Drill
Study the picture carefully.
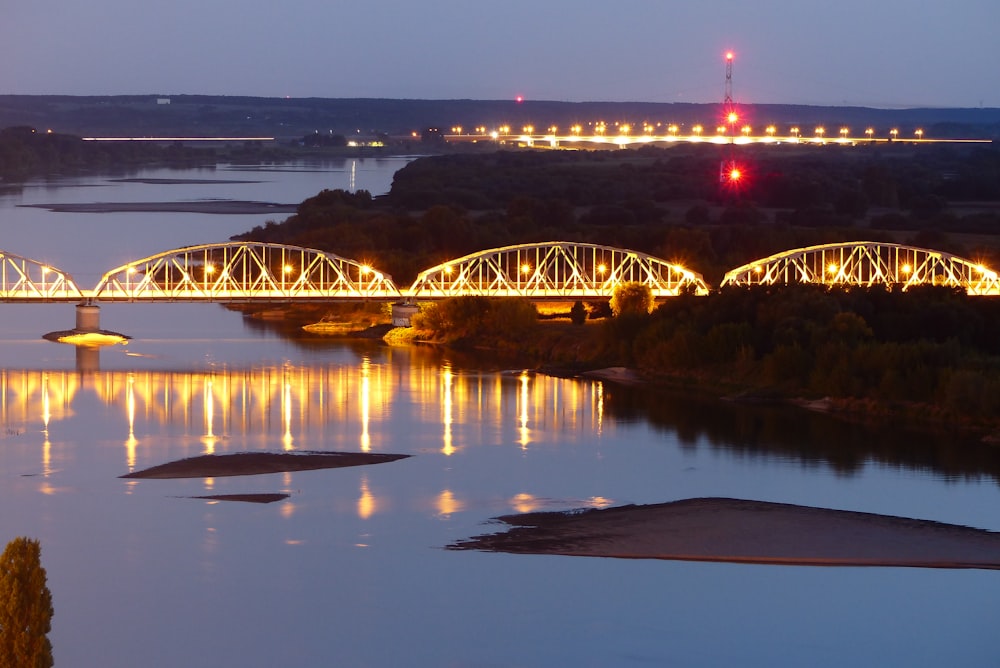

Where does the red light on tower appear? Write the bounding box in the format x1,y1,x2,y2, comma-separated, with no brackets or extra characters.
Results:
726,51,734,61
729,167,742,182
720,160,747,188
515,95,524,104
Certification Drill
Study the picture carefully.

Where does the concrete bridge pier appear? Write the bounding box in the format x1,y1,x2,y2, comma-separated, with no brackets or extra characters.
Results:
76,303,101,332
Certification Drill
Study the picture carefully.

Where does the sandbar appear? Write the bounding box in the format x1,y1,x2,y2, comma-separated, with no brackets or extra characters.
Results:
21,200,297,214
187,493,290,504
121,451,409,479
448,497,1000,570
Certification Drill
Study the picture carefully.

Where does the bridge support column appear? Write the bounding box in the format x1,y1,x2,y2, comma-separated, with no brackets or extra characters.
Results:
76,303,101,333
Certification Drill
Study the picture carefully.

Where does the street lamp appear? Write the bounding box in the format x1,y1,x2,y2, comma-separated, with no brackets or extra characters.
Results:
865,127,874,140
890,128,899,140
915,128,924,141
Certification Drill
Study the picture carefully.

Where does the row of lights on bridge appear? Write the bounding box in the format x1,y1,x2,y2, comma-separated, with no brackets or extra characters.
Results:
449,123,925,140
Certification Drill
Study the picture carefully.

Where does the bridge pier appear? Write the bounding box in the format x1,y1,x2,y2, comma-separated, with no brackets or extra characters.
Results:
76,303,101,332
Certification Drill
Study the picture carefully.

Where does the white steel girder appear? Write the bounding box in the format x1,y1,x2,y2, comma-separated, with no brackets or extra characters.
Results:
0,250,82,301
92,243,401,301
407,242,709,299
721,241,1000,295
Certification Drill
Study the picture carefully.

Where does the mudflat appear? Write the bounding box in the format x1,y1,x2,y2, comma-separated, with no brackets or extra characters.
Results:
121,451,410,479
449,497,1000,570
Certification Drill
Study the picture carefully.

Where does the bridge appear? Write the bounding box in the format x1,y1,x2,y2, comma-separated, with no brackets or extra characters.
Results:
721,241,1000,295
0,241,708,303
2,240,998,307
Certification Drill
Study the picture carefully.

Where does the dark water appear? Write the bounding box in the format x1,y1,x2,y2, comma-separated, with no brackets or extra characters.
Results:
0,162,997,667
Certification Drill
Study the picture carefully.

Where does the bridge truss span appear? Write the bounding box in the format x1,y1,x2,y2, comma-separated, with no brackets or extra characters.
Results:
93,242,401,302
721,241,1000,295
407,241,709,300
0,250,81,301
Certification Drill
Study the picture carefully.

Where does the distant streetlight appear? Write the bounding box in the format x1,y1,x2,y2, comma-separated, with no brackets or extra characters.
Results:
765,125,776,137
741,125,751,137
915,128,924,140
790,126,800,139
865,127,874,140
692,125,703,136
890,128,899,140
839,127,849,139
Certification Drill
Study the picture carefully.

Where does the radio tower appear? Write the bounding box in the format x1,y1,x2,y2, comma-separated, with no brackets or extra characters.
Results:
720,51,743,188
724,51,734,113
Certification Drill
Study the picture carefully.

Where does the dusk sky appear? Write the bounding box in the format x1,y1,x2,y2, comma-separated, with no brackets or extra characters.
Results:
3,0,998,108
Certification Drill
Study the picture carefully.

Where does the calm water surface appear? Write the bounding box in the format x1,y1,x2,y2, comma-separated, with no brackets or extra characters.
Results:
0,160,997,667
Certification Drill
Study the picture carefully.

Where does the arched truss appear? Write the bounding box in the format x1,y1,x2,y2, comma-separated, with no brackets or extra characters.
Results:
0,250,81,301
407,241,709,299
93,243,400,301
721,241,1000,295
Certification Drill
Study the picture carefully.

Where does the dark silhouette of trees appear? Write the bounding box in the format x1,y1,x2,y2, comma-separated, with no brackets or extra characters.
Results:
0,537,53,668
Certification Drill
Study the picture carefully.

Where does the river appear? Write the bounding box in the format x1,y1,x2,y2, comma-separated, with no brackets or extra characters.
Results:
0,157,997,667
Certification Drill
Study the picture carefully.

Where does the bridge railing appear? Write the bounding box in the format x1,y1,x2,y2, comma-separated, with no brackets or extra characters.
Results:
92,242,401,301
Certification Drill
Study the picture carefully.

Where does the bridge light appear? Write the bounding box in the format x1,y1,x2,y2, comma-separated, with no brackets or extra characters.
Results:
205,264,215,274
127,266,137,274
727,112,738,124
444,265,453,275
283,264,293,274
901,263,912,274
597,264,607,275
360,264,371,275
827,262,838,275
520,263,531,275
753,265,762,273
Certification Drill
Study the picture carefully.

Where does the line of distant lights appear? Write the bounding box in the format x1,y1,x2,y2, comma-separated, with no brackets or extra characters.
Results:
82,136,275,142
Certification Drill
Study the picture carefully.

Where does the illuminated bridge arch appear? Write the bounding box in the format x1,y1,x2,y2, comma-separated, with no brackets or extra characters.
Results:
93,243,400,301
721,241,1000,295
0,250,81,301
407,242,709,299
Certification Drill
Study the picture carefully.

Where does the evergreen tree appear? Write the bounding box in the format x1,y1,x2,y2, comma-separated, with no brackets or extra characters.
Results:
0,537,54,668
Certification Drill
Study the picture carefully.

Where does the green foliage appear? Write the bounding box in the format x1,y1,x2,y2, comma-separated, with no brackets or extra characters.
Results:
0,537,53,668
609,282,653,317
412,297,537,349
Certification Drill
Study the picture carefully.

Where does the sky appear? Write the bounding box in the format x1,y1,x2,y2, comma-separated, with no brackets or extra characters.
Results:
3,0,998,108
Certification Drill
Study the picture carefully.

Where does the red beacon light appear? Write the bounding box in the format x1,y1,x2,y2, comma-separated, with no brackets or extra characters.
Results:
515,95,524,103
726,51,734,61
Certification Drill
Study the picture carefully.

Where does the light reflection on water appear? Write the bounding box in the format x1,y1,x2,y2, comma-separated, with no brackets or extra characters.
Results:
2,362,609,518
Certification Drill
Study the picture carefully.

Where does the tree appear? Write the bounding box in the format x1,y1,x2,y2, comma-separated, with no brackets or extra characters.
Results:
610,282,653,317
0,537,53,668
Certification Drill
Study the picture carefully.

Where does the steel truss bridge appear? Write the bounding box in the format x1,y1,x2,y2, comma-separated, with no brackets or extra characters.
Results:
0,240,997,304
722,241,1000,295
0,241,708,303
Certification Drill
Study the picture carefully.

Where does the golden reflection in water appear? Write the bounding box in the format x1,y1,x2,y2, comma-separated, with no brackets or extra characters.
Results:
510,492,540,513
0,364,607,473
202,377,216,454
360,357,371,452
441,364,454,456
518,372,531,449
125,373,138,471
435,489,464,516
282,368,294,451
357,475,378,519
